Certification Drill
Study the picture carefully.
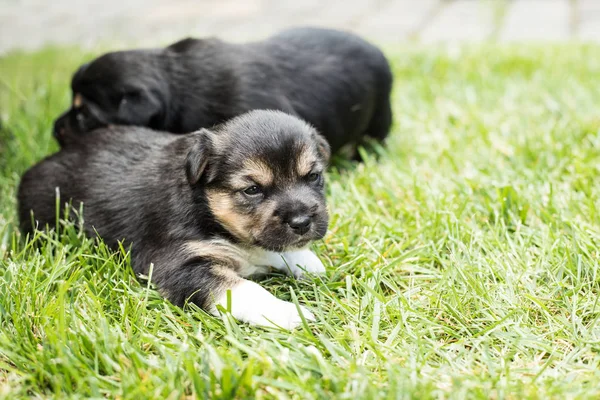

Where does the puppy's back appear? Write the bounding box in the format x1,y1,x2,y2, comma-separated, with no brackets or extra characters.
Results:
261,27,393,152
18,126,182,238
269,27,391,70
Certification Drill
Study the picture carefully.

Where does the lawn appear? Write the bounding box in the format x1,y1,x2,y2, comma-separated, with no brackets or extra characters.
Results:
1,44,600,399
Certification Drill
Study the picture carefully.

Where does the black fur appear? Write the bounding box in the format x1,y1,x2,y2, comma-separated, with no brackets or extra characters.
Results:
53,27,393,156
20,110,329,310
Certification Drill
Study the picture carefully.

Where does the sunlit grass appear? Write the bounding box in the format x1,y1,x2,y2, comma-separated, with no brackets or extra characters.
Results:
1,44,600,398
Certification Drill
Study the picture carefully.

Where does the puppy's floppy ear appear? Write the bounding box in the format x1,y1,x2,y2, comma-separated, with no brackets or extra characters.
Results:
186,129,213,185
167,37,199,53
117,88,165,129
72,63,89,83
314,133,331,163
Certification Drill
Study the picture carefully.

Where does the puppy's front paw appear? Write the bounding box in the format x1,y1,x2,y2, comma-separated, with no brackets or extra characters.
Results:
282,249,326,278
262,299,315,330
213,280,315,330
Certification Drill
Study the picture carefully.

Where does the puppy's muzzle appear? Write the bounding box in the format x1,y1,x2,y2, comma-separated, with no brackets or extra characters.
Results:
281,202,319,237
53,110,76,146
53,111,69,139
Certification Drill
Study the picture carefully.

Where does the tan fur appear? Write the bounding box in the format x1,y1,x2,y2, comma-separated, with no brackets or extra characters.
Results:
206,266,243,311
183,239,268,278
206,190,283,250
251,198,279,235
178,240,242,308
227,158,274,189
206,190,255,243
295,146,318,176
73,93,83,108
183,239,247,268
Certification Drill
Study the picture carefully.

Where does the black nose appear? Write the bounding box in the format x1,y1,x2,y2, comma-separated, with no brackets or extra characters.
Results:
287,215,311,235
53,115,66,139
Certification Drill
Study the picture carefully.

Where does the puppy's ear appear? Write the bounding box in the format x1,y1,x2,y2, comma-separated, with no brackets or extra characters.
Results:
167,37,199,53
314,133,331,163
72,63,89,83
185,129,213,185
117,89,165,129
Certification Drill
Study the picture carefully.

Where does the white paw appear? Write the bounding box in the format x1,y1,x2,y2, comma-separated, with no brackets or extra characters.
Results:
258,299,315,329
212,280,315,330
281,249,326,278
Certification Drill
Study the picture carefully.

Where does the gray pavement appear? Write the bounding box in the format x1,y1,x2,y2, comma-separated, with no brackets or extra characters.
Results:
0,0,598,54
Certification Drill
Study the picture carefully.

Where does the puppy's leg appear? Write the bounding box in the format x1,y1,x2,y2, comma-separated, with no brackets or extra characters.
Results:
366,97,392,143
210,274,315,329
152,241,315,329
249,248,326,278
354,96,393,162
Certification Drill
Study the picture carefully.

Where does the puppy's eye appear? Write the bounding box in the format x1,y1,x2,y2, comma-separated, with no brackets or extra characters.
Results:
307,172,321,183
243,185,262,196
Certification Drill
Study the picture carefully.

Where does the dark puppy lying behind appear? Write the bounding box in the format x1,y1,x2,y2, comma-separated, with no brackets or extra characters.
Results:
20,110,330,329
54,27,393,156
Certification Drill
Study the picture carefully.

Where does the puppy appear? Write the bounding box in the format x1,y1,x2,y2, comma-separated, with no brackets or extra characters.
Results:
19,110,330,329
53,27,393,156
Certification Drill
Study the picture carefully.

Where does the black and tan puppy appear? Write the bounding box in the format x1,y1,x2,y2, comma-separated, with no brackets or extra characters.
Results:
53,27,393,156
20,110,330,329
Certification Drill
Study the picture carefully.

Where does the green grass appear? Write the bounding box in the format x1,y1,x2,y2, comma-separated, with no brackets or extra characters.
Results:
2,43,600,399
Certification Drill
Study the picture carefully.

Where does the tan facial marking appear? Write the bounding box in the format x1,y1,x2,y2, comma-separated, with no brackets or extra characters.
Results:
249,200,278,236
235,158,274,188
73,93,83,109
206,190,254,243
295,146,318,176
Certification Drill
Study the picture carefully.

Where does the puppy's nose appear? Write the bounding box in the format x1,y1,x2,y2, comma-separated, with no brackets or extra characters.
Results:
53,112,70,139
287,215,311,235
53,120,64,139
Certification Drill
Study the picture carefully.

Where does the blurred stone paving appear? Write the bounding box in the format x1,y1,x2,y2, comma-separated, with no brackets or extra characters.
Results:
1,0,598,54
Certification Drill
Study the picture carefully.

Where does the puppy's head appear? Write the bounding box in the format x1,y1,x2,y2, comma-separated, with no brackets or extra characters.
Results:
186,110,331,252
53,50,168,145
